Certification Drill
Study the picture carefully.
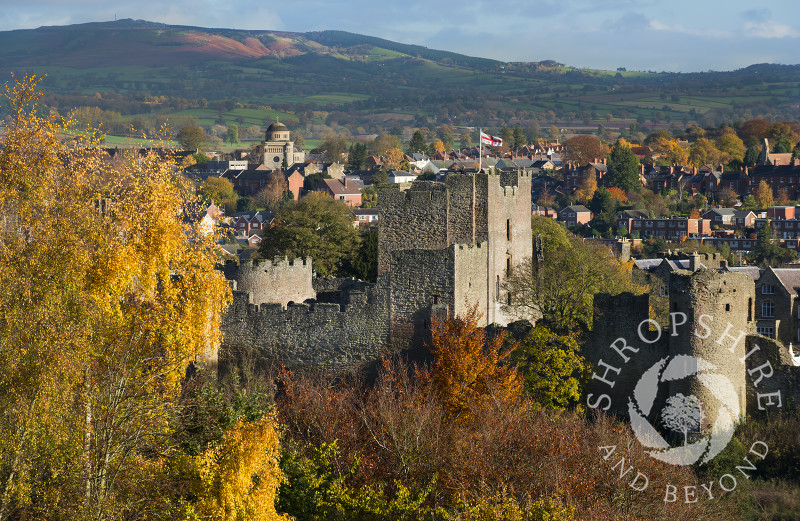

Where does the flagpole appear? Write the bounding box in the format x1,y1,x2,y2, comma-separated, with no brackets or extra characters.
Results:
479,128,482,172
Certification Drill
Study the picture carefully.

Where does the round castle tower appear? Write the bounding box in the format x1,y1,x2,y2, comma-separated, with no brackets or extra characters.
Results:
667,269,755,429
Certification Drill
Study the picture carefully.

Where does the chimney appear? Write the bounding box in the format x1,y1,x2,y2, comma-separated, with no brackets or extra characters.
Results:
693,167,697,175
669,166,674,174
603,157,607,165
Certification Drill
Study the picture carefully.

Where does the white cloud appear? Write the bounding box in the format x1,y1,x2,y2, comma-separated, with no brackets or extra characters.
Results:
648,19,731,38
743,20,800,39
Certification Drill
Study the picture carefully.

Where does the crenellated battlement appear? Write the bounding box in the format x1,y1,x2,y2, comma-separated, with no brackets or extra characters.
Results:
222,256,315,308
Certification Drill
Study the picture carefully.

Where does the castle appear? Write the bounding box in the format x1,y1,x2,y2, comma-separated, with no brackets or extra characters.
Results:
586,267,800,429
220,169,532,370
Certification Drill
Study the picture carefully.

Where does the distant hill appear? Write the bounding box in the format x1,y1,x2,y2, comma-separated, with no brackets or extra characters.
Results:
1,20,799,132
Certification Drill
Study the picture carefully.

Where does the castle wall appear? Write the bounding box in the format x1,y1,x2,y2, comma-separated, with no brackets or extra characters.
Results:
222,257,314,308
221,279,390,370
387,248,455,348
453,243,490,322
378,182,449,275
586,292,667,417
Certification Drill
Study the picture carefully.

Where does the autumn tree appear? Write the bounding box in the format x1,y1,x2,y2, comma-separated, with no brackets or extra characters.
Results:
755,180,774,209
0,76,231,520
564,135,606,165
605,139,641,192
260,192,360,277
715,133,746,165
199,177,239,216
177,124,208,151
574,168,597,204
688,137,721,168
253,171,288,211
319,133,348,163
370,134,401,158
427,306,522,420
718,187,740,207
383,147,406,171
737,119,769,147
458,131,473,148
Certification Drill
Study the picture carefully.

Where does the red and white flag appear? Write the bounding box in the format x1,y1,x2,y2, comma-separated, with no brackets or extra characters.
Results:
480,131,502,147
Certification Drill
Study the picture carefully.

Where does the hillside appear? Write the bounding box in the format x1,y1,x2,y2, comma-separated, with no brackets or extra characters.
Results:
1,19,799,134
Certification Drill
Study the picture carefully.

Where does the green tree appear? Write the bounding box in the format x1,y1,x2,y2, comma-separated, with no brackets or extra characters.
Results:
260,192,360,277
225,123,240,144
407,130,427,155
511,325,588,410
199,177,239,216
342,229,378,282
346,143,368,171
458,131,473,148
177,124,208,151
751,222,796,267
744,145,761,165
499,126,514,151
503,218,645,332
605,139,641,192
512,125,526,151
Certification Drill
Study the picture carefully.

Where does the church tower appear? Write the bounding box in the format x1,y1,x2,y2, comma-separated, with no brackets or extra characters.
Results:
262,120,304,170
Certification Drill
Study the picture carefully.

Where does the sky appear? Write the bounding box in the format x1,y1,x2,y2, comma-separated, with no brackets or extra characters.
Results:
1,0,799,72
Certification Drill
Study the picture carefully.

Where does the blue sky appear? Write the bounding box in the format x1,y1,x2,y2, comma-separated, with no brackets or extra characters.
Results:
0,0,798,72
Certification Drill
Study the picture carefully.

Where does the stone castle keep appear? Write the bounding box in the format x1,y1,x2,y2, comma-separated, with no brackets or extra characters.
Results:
220,170,532,370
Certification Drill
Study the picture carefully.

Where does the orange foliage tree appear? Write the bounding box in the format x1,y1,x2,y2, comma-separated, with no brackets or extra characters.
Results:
427,307,522,419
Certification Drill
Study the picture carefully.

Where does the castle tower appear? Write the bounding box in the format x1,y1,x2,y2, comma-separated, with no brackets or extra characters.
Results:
667,269,754,428
377,169,532,327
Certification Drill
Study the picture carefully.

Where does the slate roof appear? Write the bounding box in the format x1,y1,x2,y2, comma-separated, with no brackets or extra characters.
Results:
773,268,800,295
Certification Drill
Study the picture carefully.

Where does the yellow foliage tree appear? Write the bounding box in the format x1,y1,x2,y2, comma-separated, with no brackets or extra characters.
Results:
575,170,597,204
0,76,230,520
192,416,288,521
384,147,405,171
427,306,522,420
755,180,774,209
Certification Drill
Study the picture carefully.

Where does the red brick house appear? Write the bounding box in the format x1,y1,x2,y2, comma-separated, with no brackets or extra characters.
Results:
557,205,592,227
316,178,362,207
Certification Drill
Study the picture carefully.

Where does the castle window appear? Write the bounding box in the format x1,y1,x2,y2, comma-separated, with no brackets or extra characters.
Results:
762,285,775,295
762,300,775,318
726,303,731,312
496,275,500,300
432,294,439,305
507,219,512,241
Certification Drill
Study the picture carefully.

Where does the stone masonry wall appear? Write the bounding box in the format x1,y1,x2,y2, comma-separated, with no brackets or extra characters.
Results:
222,257,314,308
378,182,448,274
221,278,391,370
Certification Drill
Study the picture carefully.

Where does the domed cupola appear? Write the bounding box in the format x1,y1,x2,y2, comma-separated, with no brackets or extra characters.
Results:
265,119,290,142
